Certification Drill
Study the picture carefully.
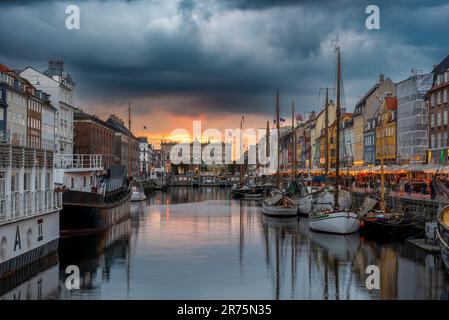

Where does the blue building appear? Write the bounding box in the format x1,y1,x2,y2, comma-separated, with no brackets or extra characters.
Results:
364,117,377,165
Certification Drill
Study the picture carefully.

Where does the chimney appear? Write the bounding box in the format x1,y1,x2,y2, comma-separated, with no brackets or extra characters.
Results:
379,74,384,84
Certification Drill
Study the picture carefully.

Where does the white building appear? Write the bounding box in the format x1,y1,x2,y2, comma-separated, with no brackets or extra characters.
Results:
21,60,76,154
2,70,27,146
137,136,153,175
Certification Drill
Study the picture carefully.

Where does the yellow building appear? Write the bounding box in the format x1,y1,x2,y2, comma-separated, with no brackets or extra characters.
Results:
319,113,353,169
311,102,336,169
376,97,397,164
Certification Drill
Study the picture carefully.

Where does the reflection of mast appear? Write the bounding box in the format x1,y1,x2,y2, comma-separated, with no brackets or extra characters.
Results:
333,257,340,300
290,232,297,298
275,233,280,300
239,201,244,269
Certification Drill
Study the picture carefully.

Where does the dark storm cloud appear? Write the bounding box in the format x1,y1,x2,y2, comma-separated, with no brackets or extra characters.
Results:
0,0,448,117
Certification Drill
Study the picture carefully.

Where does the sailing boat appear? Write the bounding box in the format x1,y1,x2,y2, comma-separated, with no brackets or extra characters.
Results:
262,91,299,217
294,87,349,216
309,44,360,234
358,97,423,236
231,115,267,199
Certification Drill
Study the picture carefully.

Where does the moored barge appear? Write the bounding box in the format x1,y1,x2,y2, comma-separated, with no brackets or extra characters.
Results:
0,145,62,278
55,154,131,237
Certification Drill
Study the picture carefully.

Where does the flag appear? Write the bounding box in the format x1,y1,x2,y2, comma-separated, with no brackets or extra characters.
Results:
279,117,286,122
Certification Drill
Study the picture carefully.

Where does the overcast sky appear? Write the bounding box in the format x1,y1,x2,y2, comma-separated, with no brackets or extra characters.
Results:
1,0,448,143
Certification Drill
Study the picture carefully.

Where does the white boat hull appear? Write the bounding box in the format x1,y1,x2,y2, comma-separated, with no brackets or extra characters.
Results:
131,192,147,202
296,190,352,215
262,202,298,217
309,211,360,235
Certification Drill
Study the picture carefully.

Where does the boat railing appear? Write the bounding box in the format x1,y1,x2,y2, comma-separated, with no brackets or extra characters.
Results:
54,154,103,170
0,189,62,224
100,177,126,195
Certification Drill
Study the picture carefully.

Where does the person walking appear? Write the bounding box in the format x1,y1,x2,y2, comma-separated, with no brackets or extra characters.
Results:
399,178,405,195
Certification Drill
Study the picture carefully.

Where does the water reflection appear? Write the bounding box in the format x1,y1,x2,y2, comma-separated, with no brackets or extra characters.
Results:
0,254,59,300
1,187,448,299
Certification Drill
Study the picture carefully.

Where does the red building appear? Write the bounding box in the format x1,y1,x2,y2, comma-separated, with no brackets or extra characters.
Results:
428,54,449,164
73,110,115,171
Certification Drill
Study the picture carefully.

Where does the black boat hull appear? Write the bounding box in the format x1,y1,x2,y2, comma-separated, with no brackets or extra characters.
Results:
60,188,131,237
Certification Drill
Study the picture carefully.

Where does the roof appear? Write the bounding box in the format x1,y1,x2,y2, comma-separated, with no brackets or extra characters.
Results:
0,64,11,73
384,97,397,111
109,165,127,179
137,136,149,143
74,110,116,131
432,54,449,75
355,83,379,109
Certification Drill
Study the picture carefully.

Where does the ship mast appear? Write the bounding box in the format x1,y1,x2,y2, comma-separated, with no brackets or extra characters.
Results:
266,120,270,181
334,46,341,208
324,87,329,175
379,98,386,212
276,90,281,189
128,102,132,178
291,101,296,181
240,115,244,182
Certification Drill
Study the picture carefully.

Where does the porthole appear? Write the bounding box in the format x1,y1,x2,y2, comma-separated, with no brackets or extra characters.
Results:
0,237,7,261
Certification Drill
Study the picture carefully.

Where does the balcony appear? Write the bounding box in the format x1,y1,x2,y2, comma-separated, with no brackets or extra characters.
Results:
54,154,103,171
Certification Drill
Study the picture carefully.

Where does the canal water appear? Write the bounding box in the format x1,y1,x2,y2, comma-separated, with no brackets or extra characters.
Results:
2,187,449,300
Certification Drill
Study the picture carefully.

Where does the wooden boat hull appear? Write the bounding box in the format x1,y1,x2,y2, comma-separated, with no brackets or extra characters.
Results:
309,211,360,235
437,205,449,272
262,202,298,218
60,188,131,237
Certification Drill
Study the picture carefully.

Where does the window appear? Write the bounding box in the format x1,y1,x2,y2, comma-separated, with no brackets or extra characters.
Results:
11,172,19,192
438,112,442,127
0,109,3,121
438,91,442,105
445,111,448,126
24,172,31,191
432,94,436,107
83,176,86,187
70,177,74,189
444,132,448,148
431,114,435,128
35,172,41,190
444,89,448,104
431,134,435,149
438,133,442,149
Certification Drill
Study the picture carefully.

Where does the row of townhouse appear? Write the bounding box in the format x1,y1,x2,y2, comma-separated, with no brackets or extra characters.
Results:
278,53,449,170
